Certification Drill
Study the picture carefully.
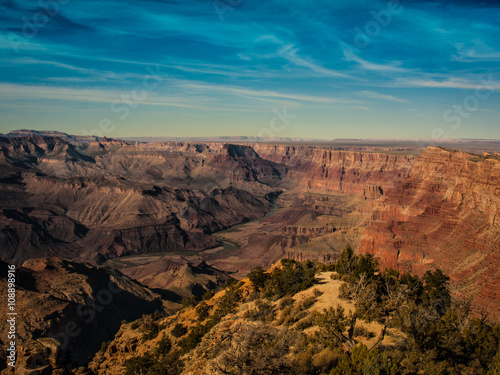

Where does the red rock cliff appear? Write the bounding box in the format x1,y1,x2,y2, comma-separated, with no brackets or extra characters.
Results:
359,147,500,319
252,144,415,195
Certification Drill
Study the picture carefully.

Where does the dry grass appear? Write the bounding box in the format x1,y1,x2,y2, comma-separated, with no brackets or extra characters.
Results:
292,272,405,348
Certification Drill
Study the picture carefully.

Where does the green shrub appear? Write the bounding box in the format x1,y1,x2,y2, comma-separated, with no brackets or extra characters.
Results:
124,353,154,375
212,285,243,321
422,269,451,315
202,289,215,301
155,335,172,357
181,296,197,307
225,277,238,287
178,323,211,353
248,266,269,289
295,314,315,330
143,320,162,341
148,351,183,375
282,307,308,326
312,288,323,297
243,299,275,322
299,296,317,310
278,296,294,310
329,345,397,375
171,323,187,338
293,347,315,375
353,326,375,339
276,306,293,325
339,282,350,300
261,259,318,299
124,350,183,375
312,348,340,373
195,301,210,321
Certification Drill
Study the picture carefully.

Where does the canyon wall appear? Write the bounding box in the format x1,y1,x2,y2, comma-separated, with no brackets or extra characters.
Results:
359,147,500,319
0,137,283,265
252,144,415,196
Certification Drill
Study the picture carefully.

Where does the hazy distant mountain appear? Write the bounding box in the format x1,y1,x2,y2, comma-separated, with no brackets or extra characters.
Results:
121,135,330,143
7,129,100,144
6,130,500,153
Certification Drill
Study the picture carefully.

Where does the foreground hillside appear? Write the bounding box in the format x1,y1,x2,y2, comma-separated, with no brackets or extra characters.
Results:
90,255,500,375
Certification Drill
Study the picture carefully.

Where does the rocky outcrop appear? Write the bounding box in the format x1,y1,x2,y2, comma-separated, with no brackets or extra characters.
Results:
358,147,500,319
0,258,162,372
284,250,340,264
121,259,232,300
282,223,338,237
131,142,413,196
280,223,341,250
252,144,415,194
130,141,219,153
0,208,87,264
0,135,94,166
7,129,100,144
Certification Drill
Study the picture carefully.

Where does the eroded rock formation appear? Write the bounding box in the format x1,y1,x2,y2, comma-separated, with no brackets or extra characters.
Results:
0,258,162,372
359,147,500,319
2,132,500,320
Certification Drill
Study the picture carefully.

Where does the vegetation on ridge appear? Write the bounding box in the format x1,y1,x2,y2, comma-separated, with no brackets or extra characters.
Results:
114,249,500,375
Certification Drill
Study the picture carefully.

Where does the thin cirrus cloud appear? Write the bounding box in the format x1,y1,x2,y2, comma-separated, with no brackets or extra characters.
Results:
358,91,406,103
0,81,354,112
346,54,410,74
179,82,361,105
452,41,500,62
397,77,500,90
0,83,194,108
277,44,352,79
0,0,499,138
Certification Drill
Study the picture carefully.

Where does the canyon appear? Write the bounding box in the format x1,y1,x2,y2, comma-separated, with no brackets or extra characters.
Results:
1,130,500,371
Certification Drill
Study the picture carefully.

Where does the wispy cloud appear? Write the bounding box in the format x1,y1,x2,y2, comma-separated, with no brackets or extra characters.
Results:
278,44,351,78
0,0,499,138
398,77,500,90
348,54,409,74
0,83,256,112
452,41,500,62
178,82,361,105
358,91,406,103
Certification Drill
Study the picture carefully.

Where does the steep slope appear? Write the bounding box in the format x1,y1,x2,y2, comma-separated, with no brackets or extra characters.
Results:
116,258,232,300
359,147,500,319
88,263,397,375
0,136,285,265
0,258,162,373
252,144,415,195
3,133,500,320
0,134,419,269
88,257,499,375
200,145,416,274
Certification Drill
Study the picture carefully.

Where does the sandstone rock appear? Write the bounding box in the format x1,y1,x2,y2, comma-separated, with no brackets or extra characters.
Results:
359,147,500,319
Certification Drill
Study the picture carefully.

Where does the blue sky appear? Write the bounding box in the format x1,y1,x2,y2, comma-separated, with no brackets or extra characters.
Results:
0,0,499,139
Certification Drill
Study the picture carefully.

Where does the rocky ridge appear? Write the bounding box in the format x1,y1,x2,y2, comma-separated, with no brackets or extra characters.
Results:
0,258,162,373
